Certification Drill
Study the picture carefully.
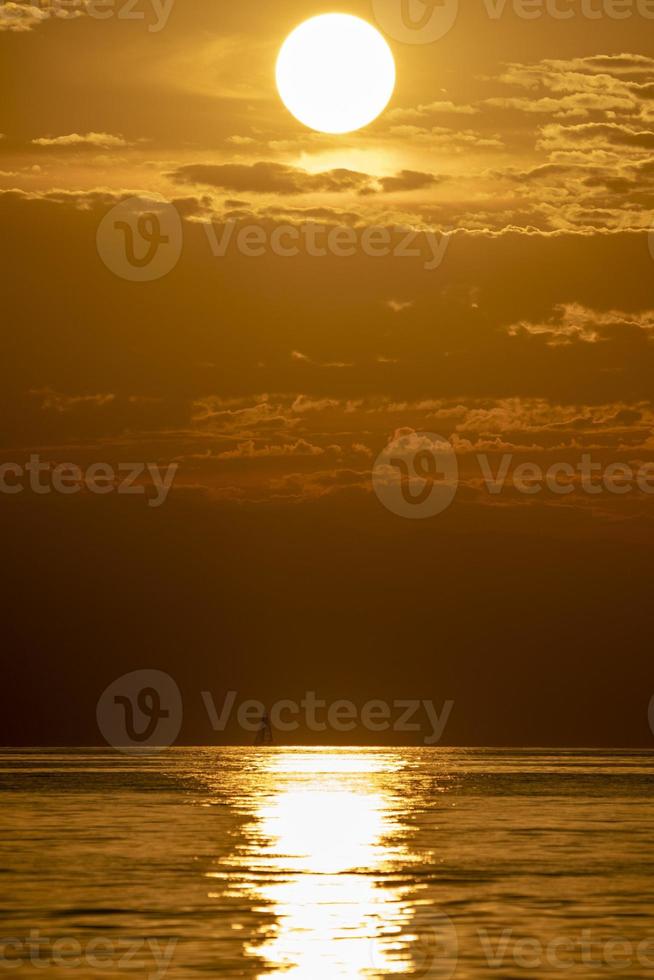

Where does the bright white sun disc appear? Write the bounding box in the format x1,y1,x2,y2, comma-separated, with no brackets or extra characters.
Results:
276,14,396,135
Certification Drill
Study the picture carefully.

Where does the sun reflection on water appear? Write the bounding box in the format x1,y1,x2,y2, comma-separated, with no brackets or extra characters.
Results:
224,750,416,977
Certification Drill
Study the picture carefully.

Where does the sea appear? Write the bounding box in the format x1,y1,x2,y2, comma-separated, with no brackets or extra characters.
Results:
1,747,653,978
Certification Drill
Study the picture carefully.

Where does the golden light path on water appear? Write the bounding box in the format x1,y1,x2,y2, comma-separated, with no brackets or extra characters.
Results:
213,750,425,978
6,749,654,980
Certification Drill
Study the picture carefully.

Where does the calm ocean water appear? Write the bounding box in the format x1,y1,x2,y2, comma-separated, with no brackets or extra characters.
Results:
1,748,653,978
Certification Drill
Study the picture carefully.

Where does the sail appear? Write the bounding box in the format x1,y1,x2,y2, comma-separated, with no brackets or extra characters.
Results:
254,710,273,746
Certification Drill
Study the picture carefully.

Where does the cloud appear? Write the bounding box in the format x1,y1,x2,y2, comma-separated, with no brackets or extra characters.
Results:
387,101,479,121
31,132,132,149
538,122,654,154
259,204,363,222
30,387,116,412
291,351,353,369
171,163,447,199
388,125,504,151
507,304,654,346
564,54,654,77
0,0,82,32
290,395,339,414
486,93,637,118
169,161,373,195
378,170,438,193
217,438,327,459
494,55,654,127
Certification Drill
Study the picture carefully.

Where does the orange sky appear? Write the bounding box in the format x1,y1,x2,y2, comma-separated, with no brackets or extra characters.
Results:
1,0,654,745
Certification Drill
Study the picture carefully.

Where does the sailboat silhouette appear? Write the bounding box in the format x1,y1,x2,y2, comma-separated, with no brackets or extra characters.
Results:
254,709,273,746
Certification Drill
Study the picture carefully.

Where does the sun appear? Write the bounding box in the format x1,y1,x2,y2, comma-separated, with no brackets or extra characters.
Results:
276,14,396,135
